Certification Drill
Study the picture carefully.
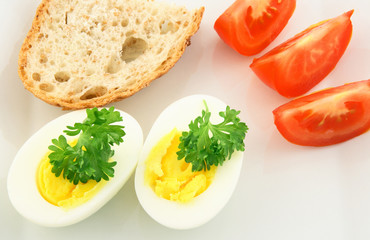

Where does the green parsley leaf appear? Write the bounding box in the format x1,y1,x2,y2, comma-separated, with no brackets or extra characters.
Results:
177,100,248,172
48,107,125,185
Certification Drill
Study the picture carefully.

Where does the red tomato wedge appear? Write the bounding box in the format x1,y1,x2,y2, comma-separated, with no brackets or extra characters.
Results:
273,80,370,146
214,0,296,56
250,10,354,98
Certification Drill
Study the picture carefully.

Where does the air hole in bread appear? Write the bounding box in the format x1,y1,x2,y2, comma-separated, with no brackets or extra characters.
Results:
120,37,148,63
125,75,136,86
159,59,168,69
157,56,172,71
135,18,141,25
80,86,107,100
32,73,41,81
183,21,189,27
39,83,54,92
126,30,135,37
112,21,118,27
121,18,129,27
39,54,48,64
160,20,179,34
157,48,163,54
54,71,70,82
106,55,122,74
48,23,55,31
86,68,95,76
152,9,158,15
126,79,136,87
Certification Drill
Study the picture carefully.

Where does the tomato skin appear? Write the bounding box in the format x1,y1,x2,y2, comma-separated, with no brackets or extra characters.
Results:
273,80,370,146
250,10,354,98
214,0,296,56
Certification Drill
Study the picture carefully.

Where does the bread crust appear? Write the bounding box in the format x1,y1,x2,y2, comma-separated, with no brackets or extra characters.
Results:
18,0,204,110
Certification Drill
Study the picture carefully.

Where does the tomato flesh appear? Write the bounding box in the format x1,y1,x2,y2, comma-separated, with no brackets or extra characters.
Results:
214,0,296,56
273,80,370,146
250,10,353,98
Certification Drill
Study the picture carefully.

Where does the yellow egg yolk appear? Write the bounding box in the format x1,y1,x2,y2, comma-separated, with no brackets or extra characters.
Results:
144,128,216,203
36,140,106,210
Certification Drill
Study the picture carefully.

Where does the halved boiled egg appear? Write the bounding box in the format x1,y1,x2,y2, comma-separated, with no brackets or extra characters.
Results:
135,95,245,229
7,108,142,227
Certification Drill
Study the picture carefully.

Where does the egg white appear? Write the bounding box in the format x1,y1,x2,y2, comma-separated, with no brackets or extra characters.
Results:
134,95,245,230
7,108,143,227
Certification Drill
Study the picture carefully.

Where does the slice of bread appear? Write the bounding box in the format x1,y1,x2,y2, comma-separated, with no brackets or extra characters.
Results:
18,0,204,109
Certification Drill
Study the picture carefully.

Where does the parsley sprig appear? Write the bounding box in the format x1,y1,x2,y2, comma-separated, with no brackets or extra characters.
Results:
177,101,248,172
48,107,125,185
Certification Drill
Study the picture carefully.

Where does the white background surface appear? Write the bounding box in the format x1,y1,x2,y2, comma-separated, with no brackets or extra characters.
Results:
1,0,370,239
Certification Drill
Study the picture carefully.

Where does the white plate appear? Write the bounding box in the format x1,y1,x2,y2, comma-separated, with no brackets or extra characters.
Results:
1,0,370,239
